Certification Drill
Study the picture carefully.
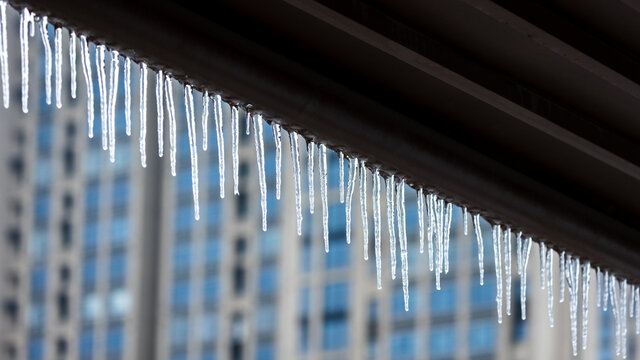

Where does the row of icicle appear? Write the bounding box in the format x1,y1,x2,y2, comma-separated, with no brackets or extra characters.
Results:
1,3,638,357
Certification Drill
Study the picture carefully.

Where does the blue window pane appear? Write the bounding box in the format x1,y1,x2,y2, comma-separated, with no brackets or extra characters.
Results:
327,152,340,189
30,267,47,296
28,336,43,360
324,282,348,314
391,329,415,360
205,238,221,268
109,216,129,246
29,229,48,262
260,227,280,260
106,325,124,356
112,178,129,208
429,325,456,358
173,242,191,272
208,165,219,189
109,252,127,283
85,182,100,213
34,191,50,223
264,150,276,180
258,265,278,297
82,257,97,286
112,143,131,173
328,202,346,234
256,341,274,360
468,319,496,355
267,187,280,219
170,315,189,346
471,276,495,310
203,275,219,304
430,281,456,316
299,288,310,317
325,235,349,269
37,122,53,151
392,286,417,319
79,331,94,359
83,221,99,251
200,312,218,343
206,200,221,228
172,280,190,309
84,148,101,178
322,318,348,350
257,303,276,334
175,204,195,233
176,167,192,195
28,301,45,329
34,159,51,187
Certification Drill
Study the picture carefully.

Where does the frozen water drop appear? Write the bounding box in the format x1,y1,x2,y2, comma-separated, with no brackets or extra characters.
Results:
360,161,369,260
520,237,532,320
320,144,328,252
253,114,266,231
463,206,468,236
156,70,164,157
123,57,131,136
581,262,590,350
39,16,52,106
539,242,547,290
289,132,303,235
214,94,225,198
560,251,566,303
164,74,176,175
0,1,8,109
54,27,62,108
96,44,107,150
307,141,316,214
373,169,382,289
546,248,553,327
473,214,484,285
339,152,345,203
396,179,409,311
183,85,199,220
273,123,282,200
504,228,512,317
492,225,503,324
427,194,434,272
345,157,358,245
69,31,77,99
231,105,240,195
386,175,397,279
107,50,119,163
418,188,424,254
139,63,148,168
79,35,93,136
20,9,34,113
444,202,452,274
201,91,208,151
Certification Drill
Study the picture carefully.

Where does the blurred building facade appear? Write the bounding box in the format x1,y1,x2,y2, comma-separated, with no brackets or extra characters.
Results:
0,8,633,360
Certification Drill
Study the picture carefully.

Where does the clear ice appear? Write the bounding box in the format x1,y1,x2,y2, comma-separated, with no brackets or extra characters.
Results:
253,114,266,231
546,248,553,327
520,237,532,320
289,132,303,235
231,105,239,195
582,262,590,350
0,1,8,109
396,179,409,311
418,188,424,253
107,50,119,163
386,175,397,279
79,35,93,136
339,152,344,203
20,9,34,113
214,95,225,198
473,214,484,285
504,228,512,317
164,74,176,176
139,63,148,168
183,85,199,220
307,141,315,214
345,157,358,245
123,57,131,136
39,16,51,106
320,144,328,252
373,169,382,289
492,225,503,324
201,91,208,151
69,31,77,99
54,27,61,108
156,70,164,157
360,161,368,260
273,123,282,200
96,45,107,150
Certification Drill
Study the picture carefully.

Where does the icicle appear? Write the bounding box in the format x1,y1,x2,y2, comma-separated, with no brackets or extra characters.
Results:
201,91,208,151
214,95,225,198
319,144,328,252
622,279,628,359
597,267,602,308
138,63,148,168
79,35,93,135
427,194,434,272
546,248,554,327
582,262,590,350
396,179,410,311
630,285,635,319
473,214,484,285
611,276,620,357
633,286,640,335
360,161,369,260
253,114,266,231
39,17,52,106
69,31,77,100
520,237,532,320
290,132,303,235
516,232,522,276
504,228,512,317
539,242,547,290
307,142,316,214
444,202,452,274
339,152,345,203
345,157,358,245
273,123,282,200
123,57,131,136
560,251,566,303
184,85,199,220
435,197,444,289
156,70,164,157
231,105,240,195
463,206,468,236
164,74,176,175
245,109,251,135
418,188,424,254
54,27,62,108
96,45,107,150
20,9,34,113
492,225,503,324
373,170,382,289
107,50,119,163
567,256,581,357
604,271,610,312
386,175,397,279
0,1,8,109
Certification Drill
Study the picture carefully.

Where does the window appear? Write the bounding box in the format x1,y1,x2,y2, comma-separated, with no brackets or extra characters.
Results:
83,221,99,252
27,336,43,360
207,199,221,228
322,282,349,350
34,159,51,187
30,267,47,297
391,329,415,360
468,318,496,355
173,242,191,272
109,216,129,246
82,293,103,321
33,190,50,223
78,331,93,359
172,280,190,309
233,265,246,295
257,303,275,334
260,227,279,260
112,177,129,209
171,315,189,346
203,275,220,304
429,325,456,358
200,312,218,343
37,122,53,151
82,257,97,287
322,318,348,350
392,286,416,320
258,265,278,298
176,167,192,195
109,288,131,318
324,282,348,313
470,276,495,311
106,325,124,356
29,229,48,262
175,204,195,233
325,235,349,269
28,301,45,329
60,220,72,248
430,281,456,316
256,341,274,360
205,237,221,268
85,182,100,213
109,252,127,284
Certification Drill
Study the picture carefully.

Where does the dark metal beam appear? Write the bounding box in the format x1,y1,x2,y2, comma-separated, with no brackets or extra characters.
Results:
8,0,640,281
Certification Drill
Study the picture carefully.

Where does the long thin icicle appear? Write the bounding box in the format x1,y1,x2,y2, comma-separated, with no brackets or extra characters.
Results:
319,144,328,252
492,225,503,324
418,188,424,254
253,114,266,231
596,267,602,308
622,279,628,359
201,91,208,151
39,17,52,106
373,169,382,289
611,275,620,357
582,262,590,350
444,202,452,274
360,161,369,260
79,35,93,135
156,70,164,157
386,175,397,278
504,228,512,317
520,237,532,320
107,50,119,163
539,242,547,290
560,251,566,303
339,152,345,203
635,286,639,335
397,179,409,311
473,214,484,285
307,142,316,214
123,57,131,136
20,9,34,113
184,85,199,220
273,124,282,200
604,271,610,312
0,1,8,109
290,132,302,235
435,197,443,289
567,256,581,357
427,194,434,272
139,63,148,168
214,95,225,198
231,105,239,195
54,27,62,108
69,31,77,99
96,45,107,150
164,74,176,175
547,248,554,327
345,157,358,245
516,231,522,276
463,206,468,236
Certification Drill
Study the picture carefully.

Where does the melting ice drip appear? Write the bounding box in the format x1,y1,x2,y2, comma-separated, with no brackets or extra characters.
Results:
3,3,639,357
